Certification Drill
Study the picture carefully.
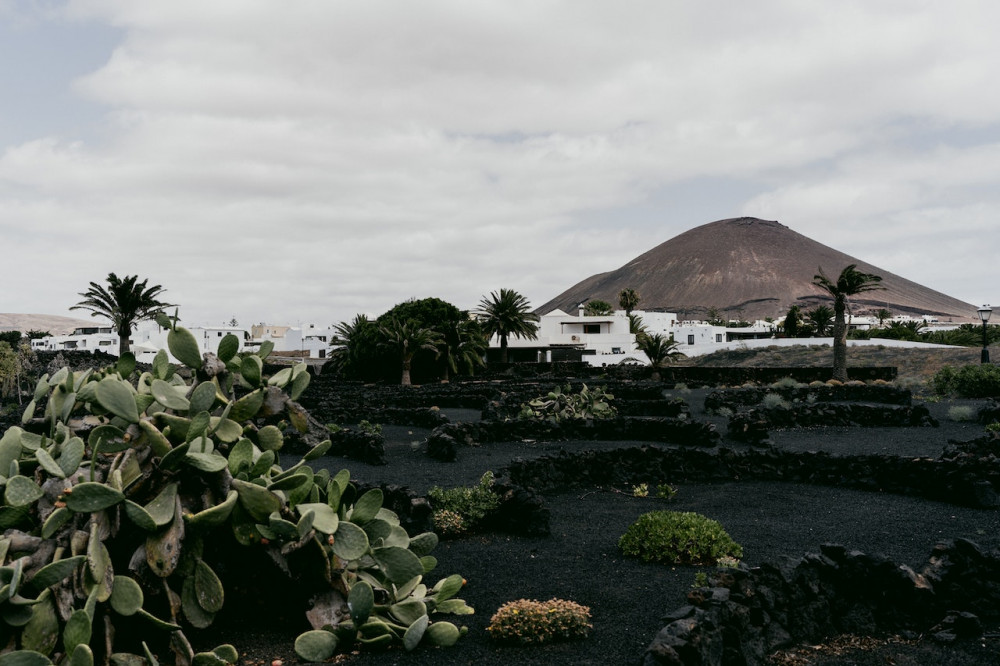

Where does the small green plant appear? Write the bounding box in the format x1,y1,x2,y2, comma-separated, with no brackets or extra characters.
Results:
692,572,710,588
760,393,790,410
432,509,467,536
429,471,500,535
948,405,976,422
986,423,1000,433
770,377,800,389
655,483,677,500
487,598,592,645
717,555,741,568
517,384,616,422
358,419,382,436
618,511,744,565
326,423,342,434
632,483,649,497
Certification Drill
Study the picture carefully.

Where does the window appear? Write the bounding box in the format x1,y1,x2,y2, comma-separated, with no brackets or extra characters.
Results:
716,334,723,342
687,335,695,345
583,324,601,334
612,347,622,354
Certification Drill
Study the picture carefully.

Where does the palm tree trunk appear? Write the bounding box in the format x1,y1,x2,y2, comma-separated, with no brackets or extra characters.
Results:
118,326,131,357
500,335,509,364
401,362,412,386
832,302,848,382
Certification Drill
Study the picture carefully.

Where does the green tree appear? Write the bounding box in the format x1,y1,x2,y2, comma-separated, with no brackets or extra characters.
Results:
437,318,487,382
813,264,884,382
705,307,725,326
328,314,379,379
636,333,683,381
806,305,834,337
477,289,539,364
875,308,892,327
378,319,442,386
71,273,174,356
0,331,21,347
783,305,802,338
628,313,647,336
378,297,466,382
583,299,614,316
618,288,641,316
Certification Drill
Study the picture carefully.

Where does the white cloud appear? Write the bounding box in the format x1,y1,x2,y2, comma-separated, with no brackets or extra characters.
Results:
2,0,1000,325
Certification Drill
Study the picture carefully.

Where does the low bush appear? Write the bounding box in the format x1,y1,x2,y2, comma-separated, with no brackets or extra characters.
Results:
760,393,791,410
429,471,500,536
933,364,1000,398
618,511,744,565
948,405,977,422
770,377,801,390
487,598,592,645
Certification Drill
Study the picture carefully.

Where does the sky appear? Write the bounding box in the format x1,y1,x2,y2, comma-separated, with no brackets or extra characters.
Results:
2,1,999,329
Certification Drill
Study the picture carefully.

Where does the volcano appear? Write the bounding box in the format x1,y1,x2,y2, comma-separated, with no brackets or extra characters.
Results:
537,217,974,321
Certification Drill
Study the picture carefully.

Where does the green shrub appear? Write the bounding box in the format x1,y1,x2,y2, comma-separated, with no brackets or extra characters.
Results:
517,384,616,422
948,405,977,422
432,509,467,536
0,327,471,665
760,393,790,410
429,471,500,534
358,419,382,436
656,483,678,500
770,377,800,389
618,511,744,565
933,364,1000,398
487,598,592,645
632,483,649,497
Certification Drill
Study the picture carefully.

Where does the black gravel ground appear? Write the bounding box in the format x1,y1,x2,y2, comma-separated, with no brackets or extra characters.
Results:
220,397,1000,665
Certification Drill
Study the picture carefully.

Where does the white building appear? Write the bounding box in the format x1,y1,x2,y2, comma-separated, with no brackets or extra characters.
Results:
247,323,336,360
31,321,250,365
496,308,680,366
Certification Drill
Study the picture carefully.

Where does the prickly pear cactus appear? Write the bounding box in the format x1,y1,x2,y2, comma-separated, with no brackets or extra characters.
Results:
0,322,470,665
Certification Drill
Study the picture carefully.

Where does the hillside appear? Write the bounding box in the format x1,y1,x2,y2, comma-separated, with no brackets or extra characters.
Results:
0,313,95,335
538,217,975,322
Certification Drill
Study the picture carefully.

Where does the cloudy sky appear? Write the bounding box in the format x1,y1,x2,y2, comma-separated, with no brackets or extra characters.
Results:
2,1,999,328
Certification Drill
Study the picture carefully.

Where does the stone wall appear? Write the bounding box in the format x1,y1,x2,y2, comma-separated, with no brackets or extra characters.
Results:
642,539,1000,665
500,445,1000,508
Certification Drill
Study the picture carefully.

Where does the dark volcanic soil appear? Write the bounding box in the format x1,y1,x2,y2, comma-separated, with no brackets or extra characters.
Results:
218,396,1000,666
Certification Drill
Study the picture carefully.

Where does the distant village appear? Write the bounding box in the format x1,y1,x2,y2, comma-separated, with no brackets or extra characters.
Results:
24,305,957,368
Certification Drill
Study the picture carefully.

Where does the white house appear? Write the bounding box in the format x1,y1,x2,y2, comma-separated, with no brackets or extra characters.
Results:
495,308,684,366
31,321,250,365
247,323,337,360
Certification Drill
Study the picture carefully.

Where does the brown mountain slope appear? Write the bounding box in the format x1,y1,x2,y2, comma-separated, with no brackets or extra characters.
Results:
0,314,95,335
538,217,975,321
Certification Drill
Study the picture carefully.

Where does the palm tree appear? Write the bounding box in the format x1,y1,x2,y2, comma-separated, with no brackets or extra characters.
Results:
635,333,684,381
378,319,442,386
583,299,614,316
437,318,487,382
328,314,374,375
875,308,892,328
71,273,174,356
806,305,834,337
813,264,884,382
628,313,647,336
477,289,539,364
618,288,641,316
